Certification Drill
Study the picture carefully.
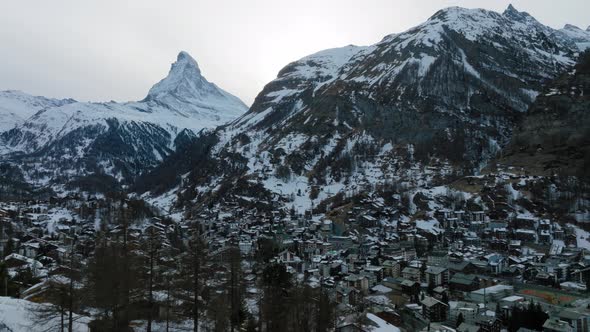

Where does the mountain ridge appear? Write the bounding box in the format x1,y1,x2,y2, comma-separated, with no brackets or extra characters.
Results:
0,52,247,193
141,5,588,215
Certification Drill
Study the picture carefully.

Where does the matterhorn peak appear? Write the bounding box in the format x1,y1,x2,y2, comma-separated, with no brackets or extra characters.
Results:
176,51,201,74
144,51,205,101
140,50,247,121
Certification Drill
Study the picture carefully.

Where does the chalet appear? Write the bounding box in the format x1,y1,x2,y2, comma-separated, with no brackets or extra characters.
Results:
572,265,590,284
360,215,378,228
469,211,485,222
364,265,384,282
484,253,506,275
432,286,448,301
401,266,421,282
449,273,480,292
474,315,501,332
421,296,448,322
344,274,369,294
449,301,479,324
336,286,360,306
427,250,449,267
425,266,449,286
19,241,40,259
381,260,401,277
398,279,419,296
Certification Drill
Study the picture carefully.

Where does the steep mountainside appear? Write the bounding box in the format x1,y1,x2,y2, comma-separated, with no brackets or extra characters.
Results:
0,52,247,193
498,51,590,180
142,5,585,214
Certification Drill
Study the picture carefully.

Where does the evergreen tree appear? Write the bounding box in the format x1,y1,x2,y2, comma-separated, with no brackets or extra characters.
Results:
31,239,81,332
260,263,291,331
227,246,245,331
177,222,209,332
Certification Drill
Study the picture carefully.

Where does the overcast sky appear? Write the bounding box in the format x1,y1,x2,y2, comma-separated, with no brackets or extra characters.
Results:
0,1,588,106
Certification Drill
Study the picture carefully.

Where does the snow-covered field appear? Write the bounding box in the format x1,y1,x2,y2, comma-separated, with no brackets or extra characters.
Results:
0,297,90,332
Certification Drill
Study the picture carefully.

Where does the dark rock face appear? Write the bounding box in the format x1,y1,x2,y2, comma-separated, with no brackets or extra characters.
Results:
501,52,590,179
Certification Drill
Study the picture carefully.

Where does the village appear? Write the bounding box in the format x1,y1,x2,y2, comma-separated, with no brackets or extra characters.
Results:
1,174,590,332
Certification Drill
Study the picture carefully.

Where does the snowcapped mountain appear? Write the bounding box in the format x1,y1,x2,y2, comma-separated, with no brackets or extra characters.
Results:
0,90,75,132
0,51,247,191
143,51,246,123
142,5,586,213
558,24,590,51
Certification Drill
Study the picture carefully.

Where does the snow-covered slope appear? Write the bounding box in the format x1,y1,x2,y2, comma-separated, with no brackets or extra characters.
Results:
0,90,75,132
558,24,590,51
0,296,90,332
143,5,585,213
231,4,579,143
0,51,247,190
144,51,247,123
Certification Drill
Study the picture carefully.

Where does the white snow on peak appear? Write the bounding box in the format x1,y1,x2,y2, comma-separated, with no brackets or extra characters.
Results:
231,45,371,130
0,90,75,132
380,4,572,54
0,51,248,155
559,24,590,51
146,51,202,100
281,45,369,81
380,6,505,48
234,5,581,133
144,51,247,122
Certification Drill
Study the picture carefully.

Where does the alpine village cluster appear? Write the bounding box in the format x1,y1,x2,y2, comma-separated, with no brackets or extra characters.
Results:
1,4,590,332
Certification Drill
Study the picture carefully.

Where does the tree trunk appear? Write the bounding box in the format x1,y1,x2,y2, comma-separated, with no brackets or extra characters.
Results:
68,247,74,332
61,306,65,332
193,243,200,332
166,282,170,332
147,249,154,332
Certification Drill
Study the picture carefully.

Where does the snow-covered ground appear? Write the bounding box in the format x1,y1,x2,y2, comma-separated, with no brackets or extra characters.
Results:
0,297,90,332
